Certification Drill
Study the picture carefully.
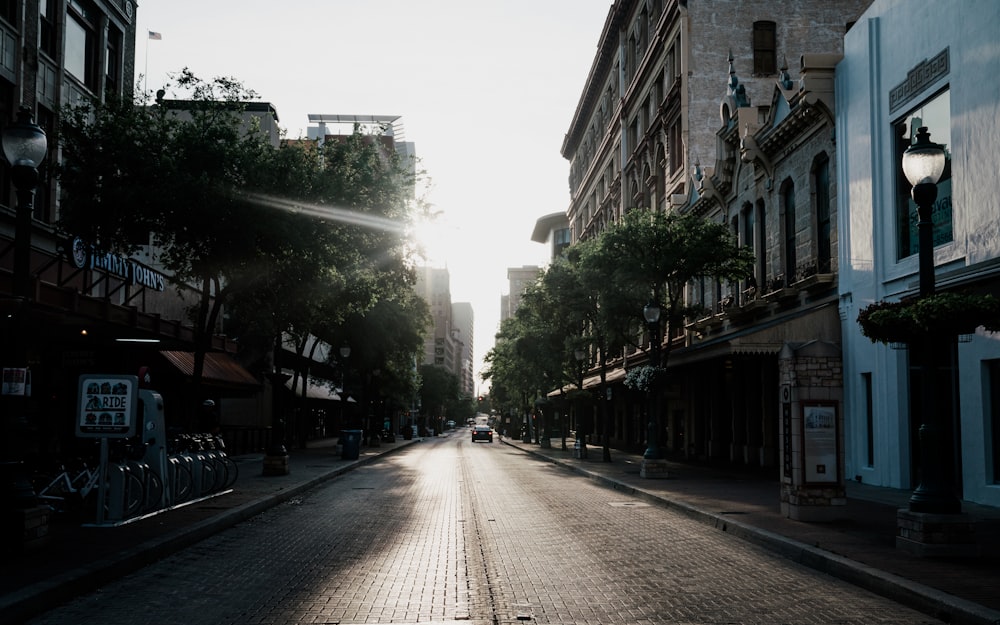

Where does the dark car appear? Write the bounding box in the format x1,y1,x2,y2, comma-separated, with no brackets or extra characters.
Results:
471,425,493,443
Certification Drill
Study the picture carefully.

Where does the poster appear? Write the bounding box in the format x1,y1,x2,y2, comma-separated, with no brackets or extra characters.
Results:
2,368,28,396
802,401,838,484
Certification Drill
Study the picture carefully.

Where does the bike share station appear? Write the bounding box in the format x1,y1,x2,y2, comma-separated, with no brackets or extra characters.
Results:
76,374,235,527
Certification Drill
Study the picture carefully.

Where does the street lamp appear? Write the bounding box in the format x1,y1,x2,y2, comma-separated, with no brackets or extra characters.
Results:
2,107,48,298
339,342,351,427
642,300,663,460
901,126,959,514
573,348,587,459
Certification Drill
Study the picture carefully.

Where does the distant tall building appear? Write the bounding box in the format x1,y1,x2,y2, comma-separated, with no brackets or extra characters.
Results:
501,266,541,322
451,302,474,396
413,267,473,395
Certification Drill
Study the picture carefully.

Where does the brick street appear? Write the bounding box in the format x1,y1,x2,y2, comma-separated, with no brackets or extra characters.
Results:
26,435,942,625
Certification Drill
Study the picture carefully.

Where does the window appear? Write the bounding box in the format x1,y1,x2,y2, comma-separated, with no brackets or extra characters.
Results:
64,2,100,91
782,180,796,281
863,372,874,467
756,199,767,287
39,0,58,58
668,120,681,173
106,25,123,97
814,155,832,273
894,89,952,260
989,361,1000,483
0,0,16,26
665,35,678,90
742,203,756,298
753,21,776,75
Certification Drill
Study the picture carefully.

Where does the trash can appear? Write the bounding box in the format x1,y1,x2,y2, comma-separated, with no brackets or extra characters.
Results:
341,430,362,460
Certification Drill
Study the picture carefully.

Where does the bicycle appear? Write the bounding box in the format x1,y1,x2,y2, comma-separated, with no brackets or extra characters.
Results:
35,461,100,517
106,437,163,520
167,454,195,504
202,434,239,491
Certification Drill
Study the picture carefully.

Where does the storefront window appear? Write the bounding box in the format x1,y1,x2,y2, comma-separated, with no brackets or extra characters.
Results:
895,89,951,260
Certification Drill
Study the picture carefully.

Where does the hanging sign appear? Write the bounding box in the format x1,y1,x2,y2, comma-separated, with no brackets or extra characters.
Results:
76,374,139,438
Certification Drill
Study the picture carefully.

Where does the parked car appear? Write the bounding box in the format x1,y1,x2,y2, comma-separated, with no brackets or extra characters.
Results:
471,425,493,443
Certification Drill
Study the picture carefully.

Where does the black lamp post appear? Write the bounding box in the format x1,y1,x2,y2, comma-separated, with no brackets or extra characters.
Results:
339,343,351,428
643,300,663,460
574,348,587,459
2,107,48,298
901,126,960,514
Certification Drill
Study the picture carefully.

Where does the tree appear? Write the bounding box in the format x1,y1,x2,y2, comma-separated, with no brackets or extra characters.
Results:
333,291,429,438
58,71,428,429
599,208,753,368
418,364,460,434
567,238,638,461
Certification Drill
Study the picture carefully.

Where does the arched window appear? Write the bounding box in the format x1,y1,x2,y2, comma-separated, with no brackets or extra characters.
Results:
813,154,832,273
782,179,797,281
756,199,768,287
641,162,651,208
742,202,756,299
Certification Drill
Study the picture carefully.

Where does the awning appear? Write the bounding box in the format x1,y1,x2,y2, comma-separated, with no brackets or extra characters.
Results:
283,376,354,402
546,366,628,397
159,351,260,389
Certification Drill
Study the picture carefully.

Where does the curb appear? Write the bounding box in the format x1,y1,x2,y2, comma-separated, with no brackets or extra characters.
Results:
0,440,417,625
502,439,1000,625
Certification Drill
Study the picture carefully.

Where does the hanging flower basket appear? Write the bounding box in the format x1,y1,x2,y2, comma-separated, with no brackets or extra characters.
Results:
624,365,668,393
857,292,1000,345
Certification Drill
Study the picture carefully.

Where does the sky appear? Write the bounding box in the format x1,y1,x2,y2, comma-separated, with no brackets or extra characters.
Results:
135,0,613,391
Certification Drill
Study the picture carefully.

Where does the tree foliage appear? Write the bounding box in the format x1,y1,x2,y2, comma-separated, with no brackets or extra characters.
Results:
57,70,429,425
483,207,754,457
597,208,753,365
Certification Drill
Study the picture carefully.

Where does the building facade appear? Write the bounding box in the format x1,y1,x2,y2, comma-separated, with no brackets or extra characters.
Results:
501,265,541,322
0,2,297,470
531,211,571,263
451,302,474,397
557,0,869,513
414,266,460,368
837,0,1000,508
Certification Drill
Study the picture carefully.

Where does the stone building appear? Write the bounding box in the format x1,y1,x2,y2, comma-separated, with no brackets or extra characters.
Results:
683,53,844,520
558,0,870,509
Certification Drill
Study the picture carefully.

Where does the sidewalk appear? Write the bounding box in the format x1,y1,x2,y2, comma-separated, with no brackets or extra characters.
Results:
0,436,420,625
2,433,999,625
501,436,1000,625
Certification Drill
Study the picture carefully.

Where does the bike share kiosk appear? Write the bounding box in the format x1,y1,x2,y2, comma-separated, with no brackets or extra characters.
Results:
76,374,168,525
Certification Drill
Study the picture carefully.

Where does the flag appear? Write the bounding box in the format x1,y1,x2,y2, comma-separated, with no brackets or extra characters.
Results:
148,31,162,40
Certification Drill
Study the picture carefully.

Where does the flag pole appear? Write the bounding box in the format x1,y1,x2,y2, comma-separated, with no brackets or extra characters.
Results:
144,33,149,99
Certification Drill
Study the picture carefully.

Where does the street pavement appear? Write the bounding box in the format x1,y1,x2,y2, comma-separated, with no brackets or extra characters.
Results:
2,431,1000,625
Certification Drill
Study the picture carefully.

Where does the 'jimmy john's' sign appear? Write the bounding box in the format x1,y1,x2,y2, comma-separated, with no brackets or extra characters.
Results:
70,237,166,291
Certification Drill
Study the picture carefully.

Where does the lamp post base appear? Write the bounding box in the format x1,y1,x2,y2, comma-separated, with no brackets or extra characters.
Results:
639,458,669,479
262,453,290,476
896,509,978,558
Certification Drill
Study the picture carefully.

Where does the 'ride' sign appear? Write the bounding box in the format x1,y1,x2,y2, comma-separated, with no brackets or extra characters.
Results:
76,374,139,438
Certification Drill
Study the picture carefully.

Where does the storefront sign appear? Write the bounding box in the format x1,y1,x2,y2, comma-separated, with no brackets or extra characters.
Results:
70,237,167,291
76,374,138,438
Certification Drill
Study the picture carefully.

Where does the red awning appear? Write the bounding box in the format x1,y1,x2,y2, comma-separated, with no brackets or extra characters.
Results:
159,351,260,388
